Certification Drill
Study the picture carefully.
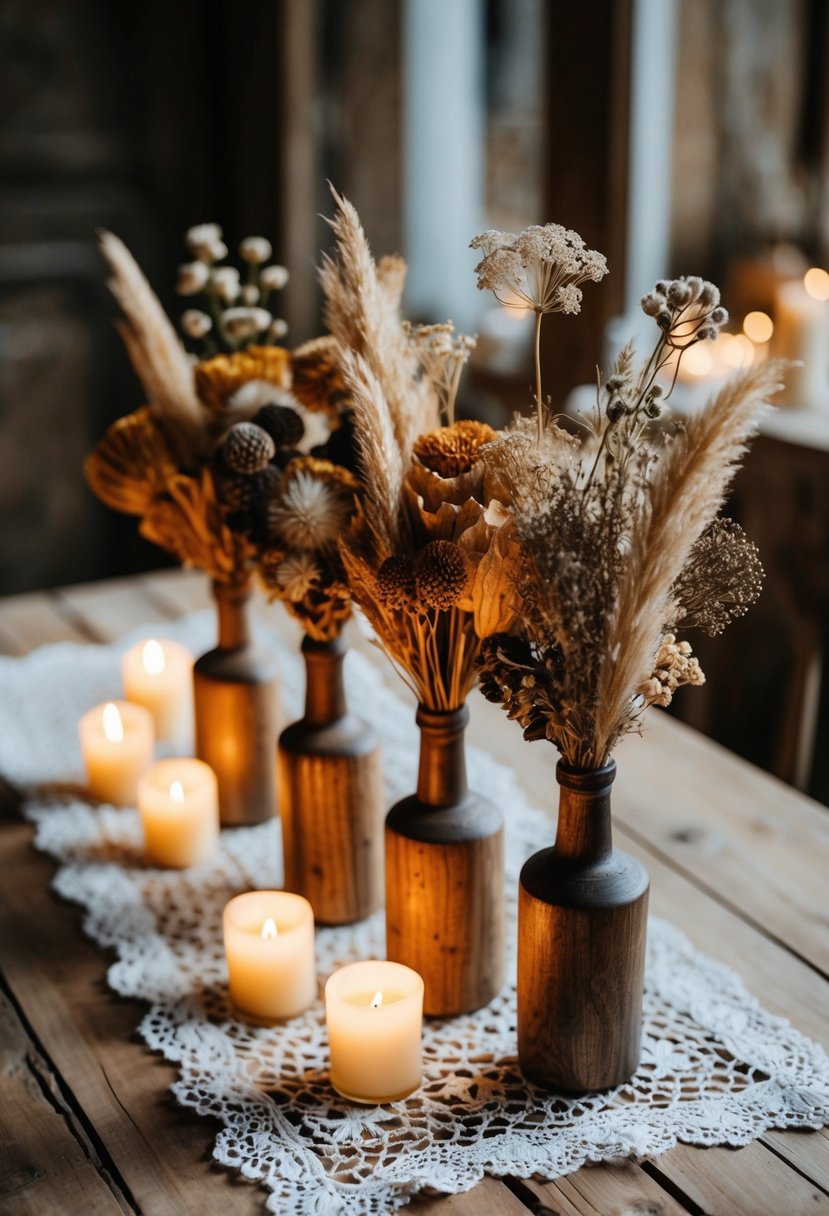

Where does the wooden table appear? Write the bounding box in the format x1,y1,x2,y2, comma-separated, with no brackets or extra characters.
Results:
1,569,828,1216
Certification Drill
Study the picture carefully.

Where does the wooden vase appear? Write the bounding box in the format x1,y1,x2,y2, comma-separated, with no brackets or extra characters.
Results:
193,580,280,826
385,704,505,1017
517,759,649,1092
278,634,383,924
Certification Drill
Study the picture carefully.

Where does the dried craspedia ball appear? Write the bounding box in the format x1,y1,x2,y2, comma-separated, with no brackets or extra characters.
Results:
414,540,468,610
254,403,305,449
222,422,275,474
413,419,497,479
376,555,416,611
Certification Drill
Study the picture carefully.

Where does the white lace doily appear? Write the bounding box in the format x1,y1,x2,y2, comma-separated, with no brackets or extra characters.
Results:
1,611,828,1215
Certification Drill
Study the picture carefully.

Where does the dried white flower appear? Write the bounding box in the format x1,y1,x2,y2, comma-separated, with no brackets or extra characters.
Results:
269,472,345,549
181,309,212,339
211,266,241,302
205,239,229,263
239,236,273,264
275,552,321,602
229,380,296,412
260,264,289,291
403,321,476,424
242,284,260,305
185,223,222,252
176,261,210,295
223,306,272,339
268,318,289,340
470,223,608,314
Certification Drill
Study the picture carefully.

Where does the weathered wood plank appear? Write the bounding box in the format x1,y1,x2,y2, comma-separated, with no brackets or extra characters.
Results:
648,1141,829,1214
140,569,213,617
56,578,175,643
763,1128,829,1192
520,1162,691,1215
0,984,133,1215
410,1177,532,1214
0,592,90,655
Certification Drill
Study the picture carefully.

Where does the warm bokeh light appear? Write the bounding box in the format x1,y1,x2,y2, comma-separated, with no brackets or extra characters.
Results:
142,639,165,675
804,268,829,301
743,311,774,343
682,343,714,377
722,333,755,369
102,702,124,743
261,917,278,939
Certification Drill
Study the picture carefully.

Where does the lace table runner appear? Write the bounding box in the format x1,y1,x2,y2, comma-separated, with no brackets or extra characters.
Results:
1,612,828,1215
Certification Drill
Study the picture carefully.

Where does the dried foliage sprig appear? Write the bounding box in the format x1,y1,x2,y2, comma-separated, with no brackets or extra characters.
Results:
476,250,783,769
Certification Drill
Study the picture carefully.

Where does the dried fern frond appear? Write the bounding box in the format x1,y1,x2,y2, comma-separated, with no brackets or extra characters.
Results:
99,230,206,463
593,359,783,760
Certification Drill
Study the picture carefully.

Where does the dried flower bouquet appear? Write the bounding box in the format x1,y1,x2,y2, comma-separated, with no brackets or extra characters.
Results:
471,237,781,771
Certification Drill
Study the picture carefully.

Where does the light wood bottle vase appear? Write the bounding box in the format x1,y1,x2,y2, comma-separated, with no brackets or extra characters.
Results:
193,580,280,826
385,704,505,1017
518,759,649,1092
278,634,383,925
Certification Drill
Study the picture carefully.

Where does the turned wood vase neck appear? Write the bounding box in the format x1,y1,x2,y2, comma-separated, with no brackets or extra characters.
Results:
554,759,616,863
213,580,252,649
415,704,469,808
302,635,348,727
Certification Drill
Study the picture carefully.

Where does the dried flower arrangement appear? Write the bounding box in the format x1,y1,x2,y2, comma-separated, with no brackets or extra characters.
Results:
470,238,782,770
85,226,361,615
320,191,516,710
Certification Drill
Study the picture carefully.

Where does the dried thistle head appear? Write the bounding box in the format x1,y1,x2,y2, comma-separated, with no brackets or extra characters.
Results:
414,540,468,610
265,456,360,551
413,419,497,479
470,224,608,314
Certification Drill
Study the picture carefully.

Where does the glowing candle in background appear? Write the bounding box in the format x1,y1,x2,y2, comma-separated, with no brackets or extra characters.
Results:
773,269,829,410
325,960,424,1104
223,891,317,1022
122,638,193,745
137,758,219,868
79,700,154,806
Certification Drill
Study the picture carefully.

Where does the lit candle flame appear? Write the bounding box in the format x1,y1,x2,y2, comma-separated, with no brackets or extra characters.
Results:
142,639,165,676
261,917,278,940
804,267,829,302
170,781,185,803
370,990,383,1008
102,702,124,743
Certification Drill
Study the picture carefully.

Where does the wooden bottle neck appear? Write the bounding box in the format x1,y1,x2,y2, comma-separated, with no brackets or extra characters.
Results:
302,635,348,727
415,704,469,808
553,760,616,863
213,580,252,649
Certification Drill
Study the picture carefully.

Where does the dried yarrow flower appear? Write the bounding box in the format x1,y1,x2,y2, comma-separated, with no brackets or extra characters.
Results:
414,540,468,610
671,518,764,636
404,322,477,425
470,224,608,315
413,419,496,479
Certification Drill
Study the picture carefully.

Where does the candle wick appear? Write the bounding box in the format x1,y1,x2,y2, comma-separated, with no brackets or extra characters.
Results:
370,990,383,1008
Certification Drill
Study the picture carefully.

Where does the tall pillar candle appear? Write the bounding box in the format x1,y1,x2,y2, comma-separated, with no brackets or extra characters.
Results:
79,700,154,806
122,638,193,745
773,269,829,410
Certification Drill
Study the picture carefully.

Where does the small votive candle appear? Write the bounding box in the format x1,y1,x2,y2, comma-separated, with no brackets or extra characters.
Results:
122,638,193,745
325,960,424,1104
223,891,316,1022
138,758,219,868
79,700,154,806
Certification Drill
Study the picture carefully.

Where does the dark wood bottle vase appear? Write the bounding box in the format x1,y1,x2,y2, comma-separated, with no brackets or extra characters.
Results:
278,635,383,925
193,580,280,827
385,704,505,1017
518,759,649,1092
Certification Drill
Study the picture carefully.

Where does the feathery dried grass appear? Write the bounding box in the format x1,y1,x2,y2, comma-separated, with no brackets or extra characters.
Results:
593,361,782,757
99,230,206,462
339,348,403,550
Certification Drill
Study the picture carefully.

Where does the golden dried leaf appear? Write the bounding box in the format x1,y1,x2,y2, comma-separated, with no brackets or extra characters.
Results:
195,345,292,413
471,525,522,637
84,406,177,515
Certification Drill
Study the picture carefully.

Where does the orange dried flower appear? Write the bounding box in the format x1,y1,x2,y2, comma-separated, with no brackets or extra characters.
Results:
413,420,497,479
291,336,349,414
195,345,291,413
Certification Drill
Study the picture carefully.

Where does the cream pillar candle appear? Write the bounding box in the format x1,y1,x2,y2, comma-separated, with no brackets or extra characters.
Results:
79,700,154,806
138,758,219,868
773,269,829,410
325,960,424,1104
122,638,193,744
223,891,316,1022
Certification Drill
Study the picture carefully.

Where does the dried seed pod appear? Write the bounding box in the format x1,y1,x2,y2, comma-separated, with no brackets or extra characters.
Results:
414,540,468,610
254,403,305,448
376,555,417,611
222,422,275,474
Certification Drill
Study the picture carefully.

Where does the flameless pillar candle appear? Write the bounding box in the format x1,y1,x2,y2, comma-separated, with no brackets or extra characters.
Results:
137,758,219,868
79,701,154,806
122,638,193,744
774,269,829,410
223,891,316,1021
325,960,424,1103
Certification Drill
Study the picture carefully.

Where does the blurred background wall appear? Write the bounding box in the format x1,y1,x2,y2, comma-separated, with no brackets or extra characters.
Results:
2,0,828,798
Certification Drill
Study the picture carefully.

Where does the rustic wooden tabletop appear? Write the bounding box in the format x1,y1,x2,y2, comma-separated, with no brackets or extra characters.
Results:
1,568,828,1216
